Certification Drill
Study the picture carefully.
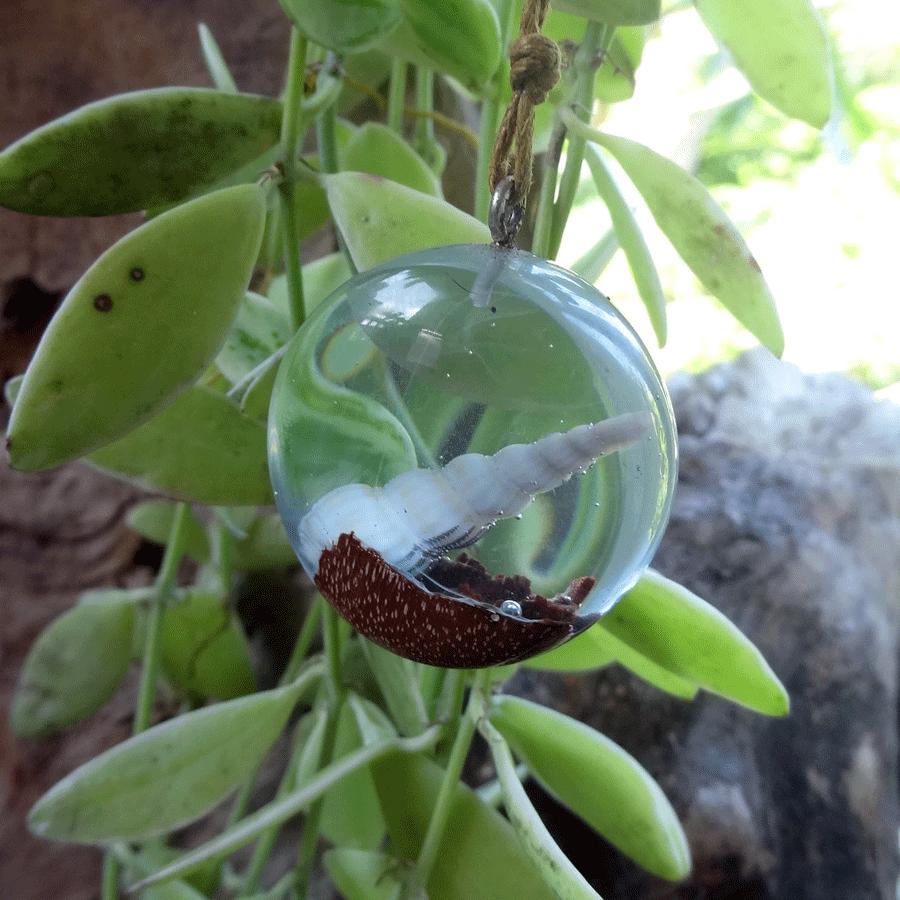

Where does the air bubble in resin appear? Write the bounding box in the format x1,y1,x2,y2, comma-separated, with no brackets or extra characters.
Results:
268,245,677,668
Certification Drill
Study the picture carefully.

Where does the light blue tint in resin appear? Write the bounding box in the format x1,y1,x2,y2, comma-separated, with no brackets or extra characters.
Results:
268,245,677,636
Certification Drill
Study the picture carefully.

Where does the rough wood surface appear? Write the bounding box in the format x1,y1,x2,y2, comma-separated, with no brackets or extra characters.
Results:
0,0,289,291
0,3,289,896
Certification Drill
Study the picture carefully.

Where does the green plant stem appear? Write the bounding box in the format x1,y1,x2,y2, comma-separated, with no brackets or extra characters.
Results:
475,86,501,224
531,121,565,258
415,68,434,149
316,102,358,275
316,103,340,176
475,0,515,223
288,606,346,894
240,718,311,896
215,519,233,596
134,501,189,735
103,502,189,900
279,27,309,332
322,604,344,697
280,595,325,686
101,850,119,900
388,58,407,133
415,668,492,885
547,21,614,260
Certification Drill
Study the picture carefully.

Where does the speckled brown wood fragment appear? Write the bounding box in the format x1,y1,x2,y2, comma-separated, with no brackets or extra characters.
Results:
314,531,594,668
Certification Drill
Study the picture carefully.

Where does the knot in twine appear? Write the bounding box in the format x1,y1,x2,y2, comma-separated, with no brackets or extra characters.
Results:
489,0,560,210
509,33,561,105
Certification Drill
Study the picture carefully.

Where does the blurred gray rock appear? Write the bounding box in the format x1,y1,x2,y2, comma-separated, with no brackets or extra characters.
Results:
510,348,900,900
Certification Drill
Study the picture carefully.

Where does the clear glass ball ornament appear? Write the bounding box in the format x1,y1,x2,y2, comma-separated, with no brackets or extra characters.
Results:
268,245,677,668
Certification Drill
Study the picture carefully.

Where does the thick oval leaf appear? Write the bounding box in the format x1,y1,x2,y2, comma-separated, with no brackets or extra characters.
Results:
231,513,299,570
480,715,603,900
216,291,292,384
198,24,239,94
7,184,267,471
323,171,489,270
161,591,257,701
11,603,134,738
302,252,355,315
324,848,408,900
0,89,282,216
280,0,402,53
696,0,831,128
585,144,666,345
380,0,502,92
126,501,210,564
28,679,306,843
594,27,646,104
524,620,699,700
584,126,784,355
371,751,560,900
319,699,387,850
87,384,272,506
597,569,790,715
490,695,691,880
128,725,440,892
360,640,428,738
342,122,442,197
552,0,660,25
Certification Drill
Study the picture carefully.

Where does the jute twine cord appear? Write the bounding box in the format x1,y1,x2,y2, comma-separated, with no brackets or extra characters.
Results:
489,0,561,207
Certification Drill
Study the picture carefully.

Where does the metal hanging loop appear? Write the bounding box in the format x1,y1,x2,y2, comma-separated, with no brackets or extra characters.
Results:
489,176,524,248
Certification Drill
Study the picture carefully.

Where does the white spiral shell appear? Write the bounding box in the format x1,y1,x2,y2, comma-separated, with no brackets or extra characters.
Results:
298,411,651,577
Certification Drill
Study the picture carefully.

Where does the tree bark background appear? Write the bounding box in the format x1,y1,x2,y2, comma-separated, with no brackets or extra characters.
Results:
1,3,288,896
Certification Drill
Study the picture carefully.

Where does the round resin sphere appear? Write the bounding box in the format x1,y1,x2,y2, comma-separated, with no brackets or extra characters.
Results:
268,245,677,668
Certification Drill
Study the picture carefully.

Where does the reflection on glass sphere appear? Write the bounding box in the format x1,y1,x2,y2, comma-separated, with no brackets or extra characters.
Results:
268,245,677,667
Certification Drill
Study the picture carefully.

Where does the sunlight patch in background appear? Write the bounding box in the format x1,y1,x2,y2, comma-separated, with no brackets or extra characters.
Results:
556,0,900,388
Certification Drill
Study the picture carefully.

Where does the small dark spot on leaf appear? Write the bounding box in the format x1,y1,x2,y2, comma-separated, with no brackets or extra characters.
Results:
714,224,726,237
491,305,497,313
93,294,113,312
50,378,64,393
130,267,145,282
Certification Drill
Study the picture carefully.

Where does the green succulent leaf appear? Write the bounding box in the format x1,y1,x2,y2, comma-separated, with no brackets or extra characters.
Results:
7,184,267,471
319,698,387,850
479,715,605,900
324,848,408,900
371,751,561,900
490,695,691,881
216,291,292,385
551,0,660,25
696,0,832,128
231,513,299,570
322,171,489,271
129,723,440,891
160,591,257,701
197,24,239,94
525,621,699,700
342,122,443,197
584,144,666,345
28,678,309,843
380,0,503,92
360,640,429,738
579,124,784,355
597,570,790,715
299,252,355,315
11,603,134,738
279,0,402,53
0,89,282,216
87,384,272,506
126,501,210,564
